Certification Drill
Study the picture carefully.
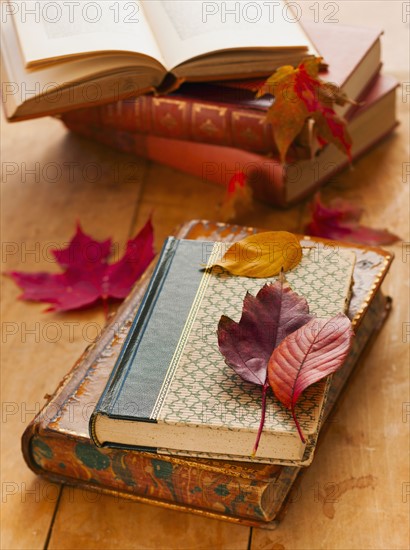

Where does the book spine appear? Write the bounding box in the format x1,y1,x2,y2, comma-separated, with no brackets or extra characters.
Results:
90,237,179,444
62,95,278,155
25,430,276,525
61,119,287,207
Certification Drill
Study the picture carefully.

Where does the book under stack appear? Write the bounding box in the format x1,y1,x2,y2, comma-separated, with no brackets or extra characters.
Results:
61,22,398,207
23,220,393,527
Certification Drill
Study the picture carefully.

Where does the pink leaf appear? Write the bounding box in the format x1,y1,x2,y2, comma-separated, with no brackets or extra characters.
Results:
221,171,253,222
268,313,354,441
218,281,313,385
7,219,155,314
53,223,111,269
305,193,399,246
106,218,155,299
218,279,313,454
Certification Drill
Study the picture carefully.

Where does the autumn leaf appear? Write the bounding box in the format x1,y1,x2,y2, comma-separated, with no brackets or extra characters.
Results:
220,171,253,221
305,193,400,245
210,231,302,277
256,57,352,162
218,279,313,454
8,219,155,314
268,313,353,442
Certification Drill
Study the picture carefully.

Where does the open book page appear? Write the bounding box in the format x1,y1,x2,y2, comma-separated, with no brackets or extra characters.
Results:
1,12,166,119
9,0,164,67
142,0,317,71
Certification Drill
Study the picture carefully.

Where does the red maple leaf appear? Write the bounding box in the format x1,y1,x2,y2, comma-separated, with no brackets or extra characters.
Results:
305,193,399,246
220,171,253,221
8,219,155,314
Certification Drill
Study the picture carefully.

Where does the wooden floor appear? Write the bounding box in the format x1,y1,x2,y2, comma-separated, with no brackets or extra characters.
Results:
1,4,409,549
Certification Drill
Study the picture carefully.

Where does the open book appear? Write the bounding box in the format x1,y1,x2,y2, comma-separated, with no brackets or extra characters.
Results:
1,0,318,121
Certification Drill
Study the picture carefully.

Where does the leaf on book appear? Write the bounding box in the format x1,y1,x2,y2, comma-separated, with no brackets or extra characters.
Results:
268,313,354,442
218,278,313,454
7,219,155,314
305,193,400,245
220,171,253,221
210,231,302,277
218,280,313,385
256,57,352,162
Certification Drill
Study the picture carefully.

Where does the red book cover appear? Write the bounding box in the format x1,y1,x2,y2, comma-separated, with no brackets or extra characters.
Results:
61,23,382,155
62,75,397,207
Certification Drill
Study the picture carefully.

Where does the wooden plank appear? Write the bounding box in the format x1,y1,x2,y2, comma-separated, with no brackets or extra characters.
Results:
131,162,303,242
47,489,250,550
0,113,145,549
2,4,409,546
251,90,410,550
1,115,255,549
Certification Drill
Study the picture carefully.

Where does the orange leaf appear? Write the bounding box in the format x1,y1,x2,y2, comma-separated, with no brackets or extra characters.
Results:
256,56,353,162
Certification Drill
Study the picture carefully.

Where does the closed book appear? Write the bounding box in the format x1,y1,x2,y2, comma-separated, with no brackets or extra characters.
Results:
61,23,382,155
62,74,398,207
90,236,355,464
22,220,393,527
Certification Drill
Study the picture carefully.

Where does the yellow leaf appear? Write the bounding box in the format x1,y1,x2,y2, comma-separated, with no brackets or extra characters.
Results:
255,66,295,98
211,232,302,277
301,56,321,78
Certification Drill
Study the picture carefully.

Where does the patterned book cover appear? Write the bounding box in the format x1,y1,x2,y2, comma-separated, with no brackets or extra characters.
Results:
90,239,355,464
22,220,393,527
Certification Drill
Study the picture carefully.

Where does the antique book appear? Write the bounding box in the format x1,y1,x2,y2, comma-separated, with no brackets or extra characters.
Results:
22,220,393,527
90,237,355,464
62,74,398,207
61,22,382,155
1,0,318,121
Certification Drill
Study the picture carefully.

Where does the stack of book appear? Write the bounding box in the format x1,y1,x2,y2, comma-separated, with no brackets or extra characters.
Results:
59,22,398,207
1,3,398,207
23,220,393,527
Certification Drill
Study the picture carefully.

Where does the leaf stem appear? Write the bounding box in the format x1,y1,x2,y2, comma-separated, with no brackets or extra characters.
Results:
291,406,306,443
252,381,269,457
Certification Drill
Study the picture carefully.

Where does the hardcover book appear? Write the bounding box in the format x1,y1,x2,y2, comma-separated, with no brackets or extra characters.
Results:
61,22,382,155
62,74,398,207
1,0,317,121
22,220,393,527
89,238,355,464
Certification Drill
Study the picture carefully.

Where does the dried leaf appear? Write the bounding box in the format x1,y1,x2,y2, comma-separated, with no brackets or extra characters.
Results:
268,313,354,442
218,279,313,454
218,281,313,385
305,193,400,246
220,171,253,221
256,57,352,162
8,219,155,314
210,231,302,277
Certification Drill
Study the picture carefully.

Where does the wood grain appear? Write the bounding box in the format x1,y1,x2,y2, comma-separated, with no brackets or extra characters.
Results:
48,489,250,550
1,6,409,548
251,79,410,550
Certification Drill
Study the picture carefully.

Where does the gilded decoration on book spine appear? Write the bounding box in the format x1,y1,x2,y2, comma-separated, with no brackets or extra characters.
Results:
192,104,228,142
152,98,188,137
231,111,271,151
